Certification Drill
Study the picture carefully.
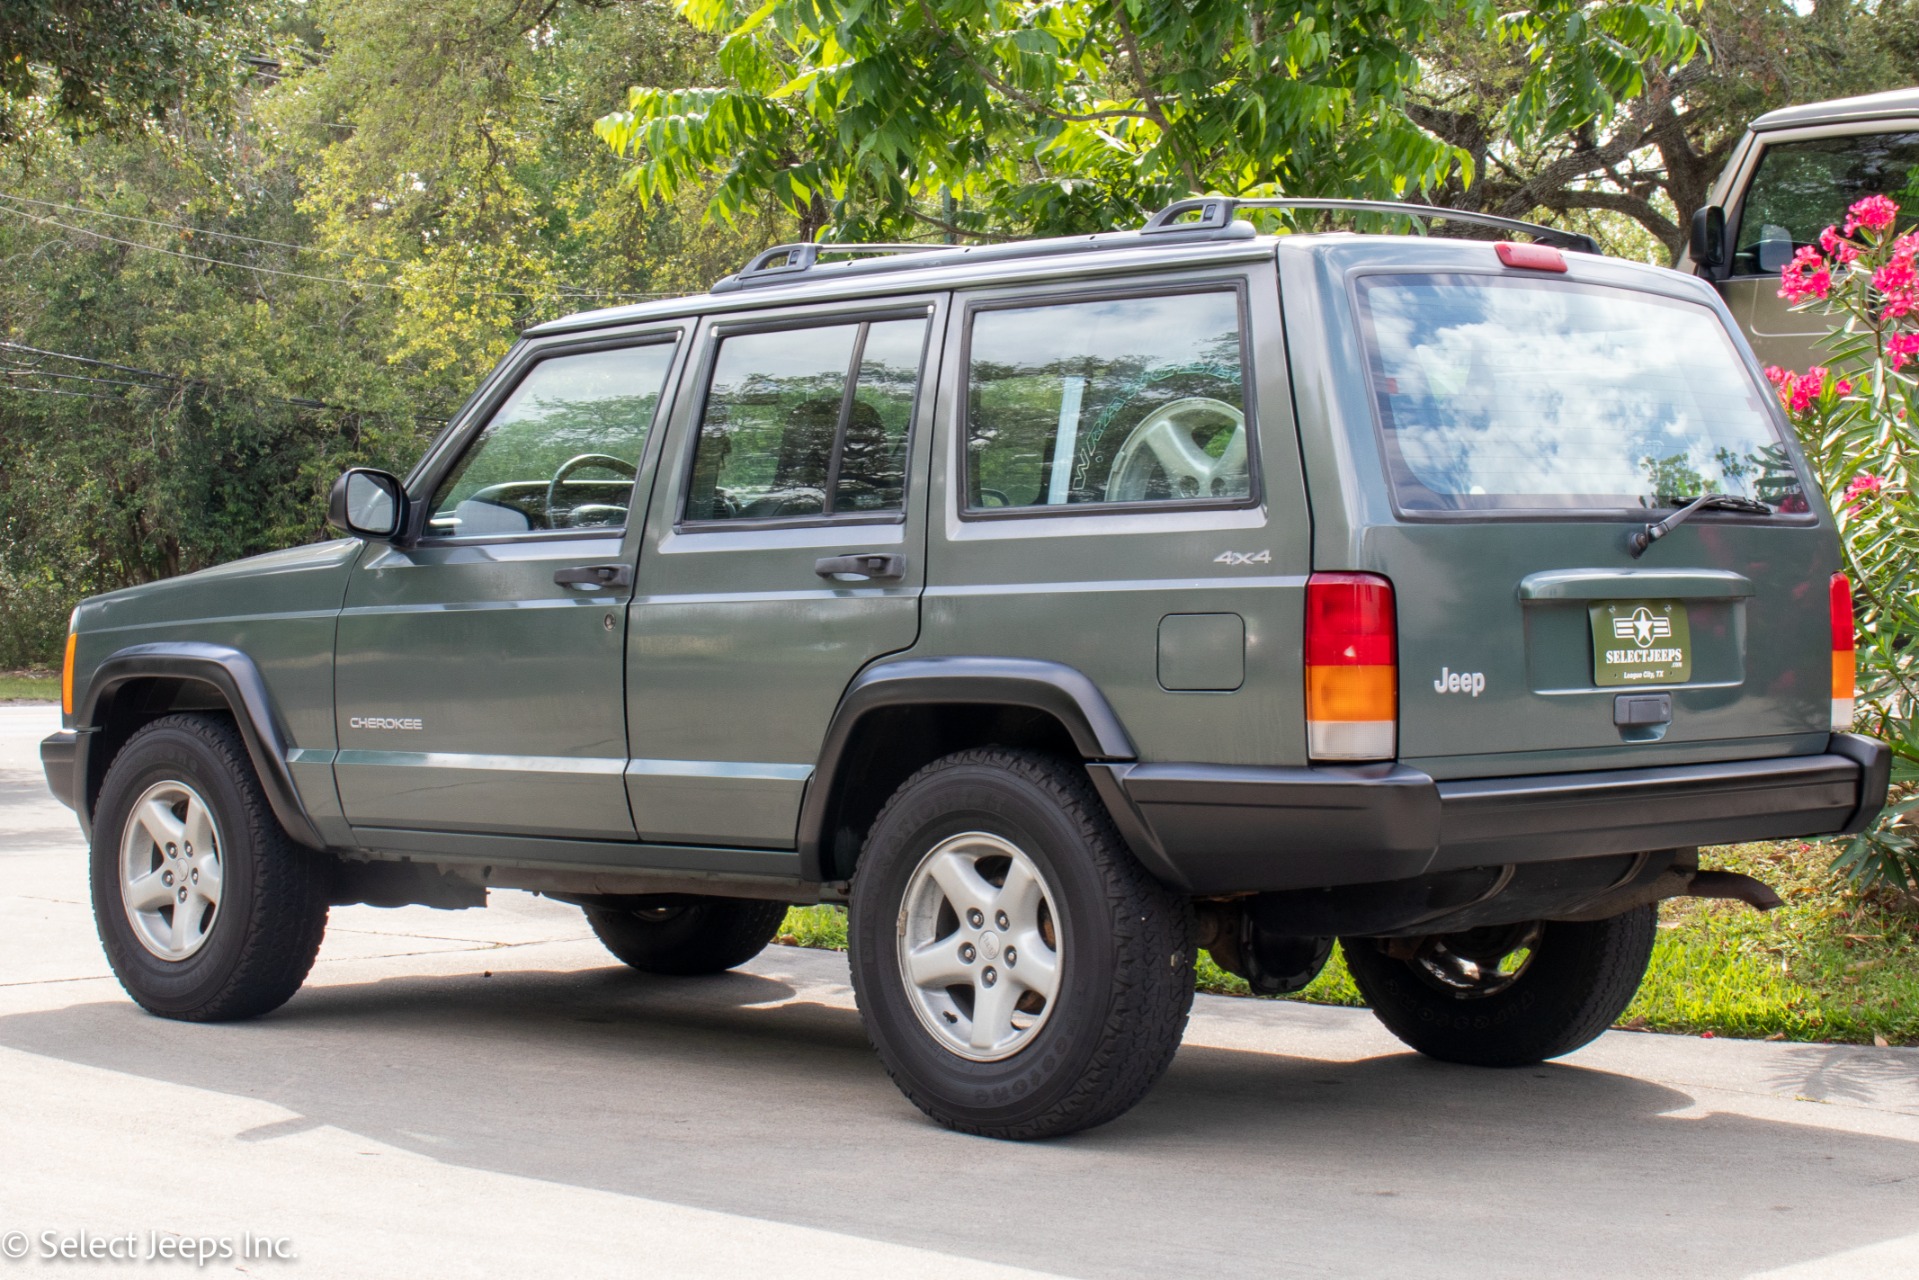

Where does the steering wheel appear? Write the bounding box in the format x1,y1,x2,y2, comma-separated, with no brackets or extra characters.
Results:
546,453,637,528
1103,397,1247,503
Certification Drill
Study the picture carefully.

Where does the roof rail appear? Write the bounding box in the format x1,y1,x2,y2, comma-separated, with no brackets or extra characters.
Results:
1141,197,1602,255
712,241,944,293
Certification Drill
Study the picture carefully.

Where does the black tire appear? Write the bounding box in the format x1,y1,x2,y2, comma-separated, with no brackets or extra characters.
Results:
583,895,788,975
90,713,331,1022
1342,906,1657,1067
848,748,1196,1140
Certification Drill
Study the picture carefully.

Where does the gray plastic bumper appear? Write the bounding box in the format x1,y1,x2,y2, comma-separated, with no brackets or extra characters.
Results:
1093,733,1891,895
40,730,78,813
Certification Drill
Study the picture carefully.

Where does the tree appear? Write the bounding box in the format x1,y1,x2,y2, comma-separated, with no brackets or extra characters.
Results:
594,0,1702,243
0,1,263,149
1412,0,1919,262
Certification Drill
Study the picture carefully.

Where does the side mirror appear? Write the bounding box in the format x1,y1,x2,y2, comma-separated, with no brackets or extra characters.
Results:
1690,205,1727,275
327,468,407,540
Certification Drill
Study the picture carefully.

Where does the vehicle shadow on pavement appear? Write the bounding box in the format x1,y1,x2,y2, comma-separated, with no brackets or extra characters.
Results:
3,966,1917,1280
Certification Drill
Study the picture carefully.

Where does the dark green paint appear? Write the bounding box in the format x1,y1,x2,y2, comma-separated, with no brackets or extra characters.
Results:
58,229,1849,887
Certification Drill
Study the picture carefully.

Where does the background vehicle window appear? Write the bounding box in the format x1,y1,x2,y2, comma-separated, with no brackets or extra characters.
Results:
426,343,676,537
1732,132,1919,275
685,317,928,522
966,291,1249,510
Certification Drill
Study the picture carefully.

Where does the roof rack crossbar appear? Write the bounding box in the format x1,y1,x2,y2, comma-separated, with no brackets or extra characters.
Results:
1140,197,1602,255
716,241,947,292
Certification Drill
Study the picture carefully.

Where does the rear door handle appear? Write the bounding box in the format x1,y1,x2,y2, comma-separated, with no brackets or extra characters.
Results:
553,563,634,589
814,553,906,582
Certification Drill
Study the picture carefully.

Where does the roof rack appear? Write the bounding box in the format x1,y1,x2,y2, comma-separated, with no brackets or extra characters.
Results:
705,196,1599,296
711,241,944,293
1140,197,1602,255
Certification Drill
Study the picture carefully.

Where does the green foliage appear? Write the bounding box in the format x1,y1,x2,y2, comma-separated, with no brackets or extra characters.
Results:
0,1,265,149
597,0,1701,242
0,0,771,666
1768,198,1919,897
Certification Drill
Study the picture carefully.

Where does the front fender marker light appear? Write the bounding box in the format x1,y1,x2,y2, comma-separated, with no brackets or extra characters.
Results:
1306,572,1397,761
62,631,77,718
1831,572,1855,733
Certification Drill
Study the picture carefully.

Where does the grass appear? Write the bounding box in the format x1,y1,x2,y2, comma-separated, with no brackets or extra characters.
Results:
775,839,1919,1047
0,669,58,702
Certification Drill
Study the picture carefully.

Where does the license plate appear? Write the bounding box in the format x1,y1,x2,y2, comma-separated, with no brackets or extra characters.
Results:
1591,599,1691,687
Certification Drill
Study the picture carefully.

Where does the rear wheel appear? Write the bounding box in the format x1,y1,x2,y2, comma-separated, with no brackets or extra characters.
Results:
91,713,331,1021
583,895,788,975
1342,906,1657,1067
848,748,1196,1140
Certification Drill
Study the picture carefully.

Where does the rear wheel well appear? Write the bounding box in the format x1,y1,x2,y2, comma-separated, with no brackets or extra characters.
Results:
818,703,1084,882
86,677,238,819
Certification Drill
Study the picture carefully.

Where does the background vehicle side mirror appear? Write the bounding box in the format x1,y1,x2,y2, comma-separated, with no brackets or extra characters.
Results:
327,468,407,540
1690,205,1727,276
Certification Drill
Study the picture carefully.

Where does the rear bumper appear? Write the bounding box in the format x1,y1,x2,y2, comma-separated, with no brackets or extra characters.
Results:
40,730,78,812
1094,733,1892,895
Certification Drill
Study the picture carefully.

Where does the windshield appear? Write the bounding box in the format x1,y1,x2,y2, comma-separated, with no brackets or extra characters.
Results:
1733,132,1919,276
1356,274,1806,514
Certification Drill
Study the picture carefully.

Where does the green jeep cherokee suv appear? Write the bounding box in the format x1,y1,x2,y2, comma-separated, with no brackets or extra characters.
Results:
41,198,1890,1140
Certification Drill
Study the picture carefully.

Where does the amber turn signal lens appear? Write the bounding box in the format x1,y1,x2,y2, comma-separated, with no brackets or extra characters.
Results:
61,631,77,718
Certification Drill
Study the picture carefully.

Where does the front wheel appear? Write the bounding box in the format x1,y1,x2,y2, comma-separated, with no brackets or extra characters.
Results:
91,713,331,1021
848,748,1196,1140
1341,906,1657,1067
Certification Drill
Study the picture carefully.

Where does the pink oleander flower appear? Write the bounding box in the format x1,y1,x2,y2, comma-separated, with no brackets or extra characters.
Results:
1877,240,1918,319
1888,332,1919,370
1845,474,1885,509
1770,366,1834,413
1779,244,1832,303
1845,194,1899,235
1820,225,1862,265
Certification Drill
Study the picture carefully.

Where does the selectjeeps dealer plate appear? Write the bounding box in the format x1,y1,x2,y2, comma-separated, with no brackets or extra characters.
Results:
1591,599,1692,686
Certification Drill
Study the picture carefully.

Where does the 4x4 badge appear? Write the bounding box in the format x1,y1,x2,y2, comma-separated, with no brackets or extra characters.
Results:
1213,549,1272,566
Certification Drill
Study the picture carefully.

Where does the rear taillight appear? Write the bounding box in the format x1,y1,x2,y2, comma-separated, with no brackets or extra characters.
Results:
1305,572,1396,761
1830,573,1855,732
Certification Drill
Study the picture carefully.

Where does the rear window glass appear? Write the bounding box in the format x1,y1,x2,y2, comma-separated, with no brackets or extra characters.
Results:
1356,275,1806,514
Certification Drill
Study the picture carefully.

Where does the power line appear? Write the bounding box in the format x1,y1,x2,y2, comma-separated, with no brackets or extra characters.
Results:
0,200,665,303
0,385,119,403
0,190,415,266
0,341,444,423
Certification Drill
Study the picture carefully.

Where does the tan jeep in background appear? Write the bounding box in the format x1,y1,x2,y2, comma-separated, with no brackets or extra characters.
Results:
1683,87,1919,369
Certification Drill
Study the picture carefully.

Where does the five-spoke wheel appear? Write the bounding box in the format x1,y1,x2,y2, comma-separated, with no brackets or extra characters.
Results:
1103,396,1247,502
91,713,330,1022
849,748,1196,1140
118,780,225,960
897,832,1062,1061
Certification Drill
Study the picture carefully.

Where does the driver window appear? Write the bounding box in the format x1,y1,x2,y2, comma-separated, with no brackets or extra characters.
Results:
426,342,677,538
965,291,1251,511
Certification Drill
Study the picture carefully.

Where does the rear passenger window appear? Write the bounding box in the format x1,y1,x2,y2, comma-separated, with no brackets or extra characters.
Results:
684,316,928,522
966,291,1251,511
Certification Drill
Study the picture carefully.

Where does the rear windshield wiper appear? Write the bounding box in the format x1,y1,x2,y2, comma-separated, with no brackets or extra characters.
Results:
1629,493,1773,557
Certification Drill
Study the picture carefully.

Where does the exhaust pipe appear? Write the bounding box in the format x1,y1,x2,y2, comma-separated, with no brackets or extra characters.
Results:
1684,869,1783,912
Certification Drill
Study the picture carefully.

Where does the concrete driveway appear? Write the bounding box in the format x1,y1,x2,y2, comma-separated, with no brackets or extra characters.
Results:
2,703,1917,1278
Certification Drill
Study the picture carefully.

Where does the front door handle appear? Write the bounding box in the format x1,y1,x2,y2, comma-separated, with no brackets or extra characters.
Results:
553,563,634,590
814,553,906,582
